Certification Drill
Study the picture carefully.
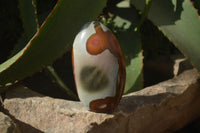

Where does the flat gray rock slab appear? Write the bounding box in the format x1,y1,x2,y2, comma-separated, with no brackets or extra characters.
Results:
3,69,200,133
0,112,20,133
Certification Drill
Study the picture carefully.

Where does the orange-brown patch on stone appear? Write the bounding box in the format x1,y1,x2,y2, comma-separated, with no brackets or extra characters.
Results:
89,97,116,113
87,22,126,113
86,25,108,55
86,23,124,58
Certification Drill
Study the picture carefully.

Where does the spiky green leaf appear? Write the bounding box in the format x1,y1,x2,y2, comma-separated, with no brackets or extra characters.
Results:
131,0,200,71
0,0,106,86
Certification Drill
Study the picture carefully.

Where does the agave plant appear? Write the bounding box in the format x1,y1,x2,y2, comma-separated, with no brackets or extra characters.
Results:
0,0,199,102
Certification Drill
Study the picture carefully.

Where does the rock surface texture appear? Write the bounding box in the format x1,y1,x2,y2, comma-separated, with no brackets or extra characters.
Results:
2,69,200,133
0,112,20,133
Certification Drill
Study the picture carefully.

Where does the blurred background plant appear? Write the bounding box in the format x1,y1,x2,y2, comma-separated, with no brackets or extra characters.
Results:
0,0,199,101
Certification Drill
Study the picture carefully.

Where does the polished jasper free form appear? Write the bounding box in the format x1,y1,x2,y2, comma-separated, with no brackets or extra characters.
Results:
72,21,126,113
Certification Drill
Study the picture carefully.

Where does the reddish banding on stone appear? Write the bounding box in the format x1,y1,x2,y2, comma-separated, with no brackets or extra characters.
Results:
89,97,116,113
86,22,126,113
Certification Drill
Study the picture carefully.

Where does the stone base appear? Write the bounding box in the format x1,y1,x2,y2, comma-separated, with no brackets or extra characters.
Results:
1,69,200,133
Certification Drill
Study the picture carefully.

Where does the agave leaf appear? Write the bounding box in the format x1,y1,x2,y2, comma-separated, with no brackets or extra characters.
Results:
191,0,200,14
118,31,143,94
10,0,38,57
109,0,143,94
0,0,106,86
19,0,37,39
131,0,200,71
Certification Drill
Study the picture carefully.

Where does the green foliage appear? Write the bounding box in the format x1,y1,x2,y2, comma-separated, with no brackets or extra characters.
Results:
0,0,106,87
0,0,23,63
0,0,199,97
132,0,200,70
19,0,37,39
9,0,38,57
